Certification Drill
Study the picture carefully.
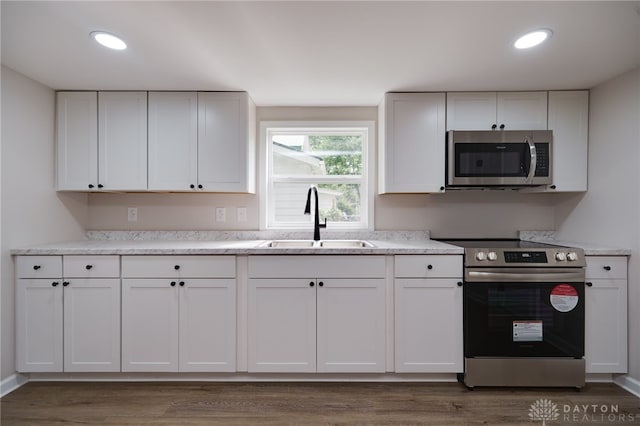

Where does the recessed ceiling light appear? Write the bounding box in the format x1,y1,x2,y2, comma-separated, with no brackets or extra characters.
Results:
90,31,127,50
514,29,552,49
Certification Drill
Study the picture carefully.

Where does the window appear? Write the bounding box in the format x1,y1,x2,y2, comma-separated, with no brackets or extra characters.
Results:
261,121,373,230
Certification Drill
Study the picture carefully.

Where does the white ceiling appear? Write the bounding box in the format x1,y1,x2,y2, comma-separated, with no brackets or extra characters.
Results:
2,1,639,106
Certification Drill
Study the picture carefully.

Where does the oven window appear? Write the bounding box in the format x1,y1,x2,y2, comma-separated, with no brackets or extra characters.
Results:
465,282,584,358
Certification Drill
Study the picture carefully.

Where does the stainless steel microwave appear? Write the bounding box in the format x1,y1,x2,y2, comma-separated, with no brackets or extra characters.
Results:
446,130,552,187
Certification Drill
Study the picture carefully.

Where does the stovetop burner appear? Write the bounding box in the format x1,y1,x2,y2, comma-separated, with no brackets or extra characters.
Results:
438,238,561,250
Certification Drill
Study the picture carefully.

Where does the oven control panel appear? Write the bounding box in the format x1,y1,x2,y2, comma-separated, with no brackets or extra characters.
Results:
504,251,548,263
467,248,585,267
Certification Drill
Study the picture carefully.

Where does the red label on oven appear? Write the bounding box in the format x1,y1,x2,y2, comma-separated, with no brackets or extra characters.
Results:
550,284,579,312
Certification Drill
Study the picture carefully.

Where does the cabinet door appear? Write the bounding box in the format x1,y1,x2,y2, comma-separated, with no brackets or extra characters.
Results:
584,256,627,373
63,279,121,372
394,278,463,372
247,279,316,372
56,92,98,190
496,92,548,130
446,92,497,130
446,91,547,130
379,92,446,193
585,279,628,373
547,91,588,192
197,92,255,192
16,279,63,372
122,279,179,372
179,279,236,372
316,279,386,373
148,92,198,191
98,91,148,190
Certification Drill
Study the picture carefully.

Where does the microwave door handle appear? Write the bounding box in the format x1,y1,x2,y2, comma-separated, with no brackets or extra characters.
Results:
526,136,537,183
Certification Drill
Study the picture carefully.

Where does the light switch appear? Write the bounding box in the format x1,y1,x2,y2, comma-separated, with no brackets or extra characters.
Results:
237,207,247,222
127,207,138,222
216,207,226,222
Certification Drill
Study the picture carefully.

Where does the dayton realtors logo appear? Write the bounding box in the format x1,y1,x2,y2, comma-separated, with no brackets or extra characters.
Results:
528,399,638,424
529,399,560,425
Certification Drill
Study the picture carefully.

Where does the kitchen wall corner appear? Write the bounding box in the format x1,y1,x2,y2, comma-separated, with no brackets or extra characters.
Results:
0,66,88,382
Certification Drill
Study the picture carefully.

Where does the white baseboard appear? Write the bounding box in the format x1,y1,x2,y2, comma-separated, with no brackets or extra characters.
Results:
614,374,640,398
4,372,639,399
1,373,28,397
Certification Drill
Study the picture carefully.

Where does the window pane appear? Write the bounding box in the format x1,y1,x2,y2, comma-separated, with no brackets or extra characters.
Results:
265,122,370,230
317,183,361,223
272,182,312,224
272,134,362,176
271,182,361,224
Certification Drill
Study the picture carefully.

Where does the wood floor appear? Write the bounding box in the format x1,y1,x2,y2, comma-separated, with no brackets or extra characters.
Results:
1,382,639,425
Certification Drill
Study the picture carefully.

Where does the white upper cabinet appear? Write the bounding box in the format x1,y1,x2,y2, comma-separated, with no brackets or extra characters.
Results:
147,92,256,192
98,91,148,191
446,91,548,130
378,92,447,193
546,90,589,192
58,91,255,193
57,92,98,190
197,92,256,193
57,91,147,191
148,92,198,191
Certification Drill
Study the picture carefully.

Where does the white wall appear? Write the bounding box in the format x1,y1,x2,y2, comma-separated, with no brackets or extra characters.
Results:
0,66,88,382
555,67,640,382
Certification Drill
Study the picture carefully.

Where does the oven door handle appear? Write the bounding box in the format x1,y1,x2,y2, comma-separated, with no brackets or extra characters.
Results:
466,270,585,283
526,135,537,183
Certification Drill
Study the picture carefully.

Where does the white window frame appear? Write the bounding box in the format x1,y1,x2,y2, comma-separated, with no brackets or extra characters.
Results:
260,121,374,231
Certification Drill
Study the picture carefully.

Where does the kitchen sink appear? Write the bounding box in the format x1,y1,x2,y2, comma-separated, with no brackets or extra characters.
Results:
260,240,375,248
261,240,317,248
319,240,375,248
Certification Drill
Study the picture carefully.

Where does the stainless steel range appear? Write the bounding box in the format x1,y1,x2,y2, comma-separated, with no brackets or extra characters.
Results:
441,239,586,388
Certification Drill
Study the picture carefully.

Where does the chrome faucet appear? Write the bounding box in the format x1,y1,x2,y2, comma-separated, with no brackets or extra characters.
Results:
304,185,327,241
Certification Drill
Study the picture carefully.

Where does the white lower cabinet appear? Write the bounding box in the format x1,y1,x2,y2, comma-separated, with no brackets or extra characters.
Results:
585,256,628,374
121,256,236,372
394,255,463,373
247,256,386,373
63,279,121,372
16,255,120,373
122,279,179,372
248,279,317,372
16,278,63,372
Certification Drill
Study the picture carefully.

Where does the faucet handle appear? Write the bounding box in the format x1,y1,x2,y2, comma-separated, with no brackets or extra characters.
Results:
319,218,327,229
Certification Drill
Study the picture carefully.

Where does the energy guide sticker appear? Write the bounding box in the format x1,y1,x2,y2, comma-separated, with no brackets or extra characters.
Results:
513,320,543,342
550,284,579,312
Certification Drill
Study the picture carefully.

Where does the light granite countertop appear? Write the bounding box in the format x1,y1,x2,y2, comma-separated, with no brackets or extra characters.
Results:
11,231,463,256
11,230,630,256
519,231,632,256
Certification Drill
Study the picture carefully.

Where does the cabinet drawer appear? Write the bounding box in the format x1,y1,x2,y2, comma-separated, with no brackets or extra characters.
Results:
122,255,236,278
63,255,120,278
395,255,462,278
586,256,627,280
16,256,62,278
248,255,386,278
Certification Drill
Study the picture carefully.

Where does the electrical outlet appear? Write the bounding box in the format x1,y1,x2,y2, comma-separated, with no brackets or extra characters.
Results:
127,207,138,222
237,207,247,222
216,207,226,222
